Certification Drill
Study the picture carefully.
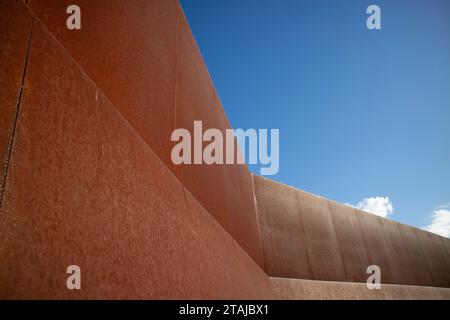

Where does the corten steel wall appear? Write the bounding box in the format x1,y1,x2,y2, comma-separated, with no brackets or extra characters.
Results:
0,0,33,203
26,0,264,268
270,277,450,300
253,175,450,289
2,0,449,300
0,0,273,299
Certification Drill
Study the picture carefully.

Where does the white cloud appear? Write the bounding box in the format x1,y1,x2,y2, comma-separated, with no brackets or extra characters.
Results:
348,197,450,238
423,205,450,238
353,196,394,218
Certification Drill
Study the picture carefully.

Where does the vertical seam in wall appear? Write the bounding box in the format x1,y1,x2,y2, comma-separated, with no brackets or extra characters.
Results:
326,201,350,281
355,211,374,270
417,231,439,286
376,217,400,284
294,191,314,279
250,174,266,270
396,223,420,285
399,227,426,286
421,232,442,287
351,209,371,282
0,19,34,208
172,4,180,175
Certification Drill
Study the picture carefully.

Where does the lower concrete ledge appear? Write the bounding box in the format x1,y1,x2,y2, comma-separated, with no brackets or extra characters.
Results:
270,277,450,300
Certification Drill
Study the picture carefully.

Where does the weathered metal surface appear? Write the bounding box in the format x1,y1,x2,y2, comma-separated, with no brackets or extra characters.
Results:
254,175,347,282
255,175,450,288
0,0,33,203
253,175,313,279
0,17,273,299
27,0,264,267
270,277,450,300
327,201,371,283
378,217,418,285
398,223,436,286
355,209,399,284
1,0,448,300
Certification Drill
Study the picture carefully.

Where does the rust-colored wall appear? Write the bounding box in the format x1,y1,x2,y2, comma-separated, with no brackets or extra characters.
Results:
0,1,273,299
254,175,450,288
2,0,449,300
377,215,418,285
398,223,436,286
251,174,313,280
26,0,264,267
0,0,33,201
253,175,346,282
354,207,400,284
326,201,371,283
270,277,450,300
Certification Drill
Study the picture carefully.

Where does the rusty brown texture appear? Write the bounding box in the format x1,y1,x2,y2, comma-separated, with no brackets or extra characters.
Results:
254,175,450,288
327,201,371,283
1,0,449,300
270,277,450,300
398,223,436,286
169,4,264,268
415,229,450,288
429,235,450,287
253,175,347,281
293,187,347,281
378,217,418,285
0,0,33,204
0,15,273,299
28,0,178,168
27,0,264,267
252,175,312,279
353,209,399,284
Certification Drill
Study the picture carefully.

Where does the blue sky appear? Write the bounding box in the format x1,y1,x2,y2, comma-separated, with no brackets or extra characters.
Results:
180,0,450,234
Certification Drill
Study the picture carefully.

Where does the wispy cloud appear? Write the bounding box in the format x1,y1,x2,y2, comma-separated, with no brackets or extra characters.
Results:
351,196,394,218
423,205,450,238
